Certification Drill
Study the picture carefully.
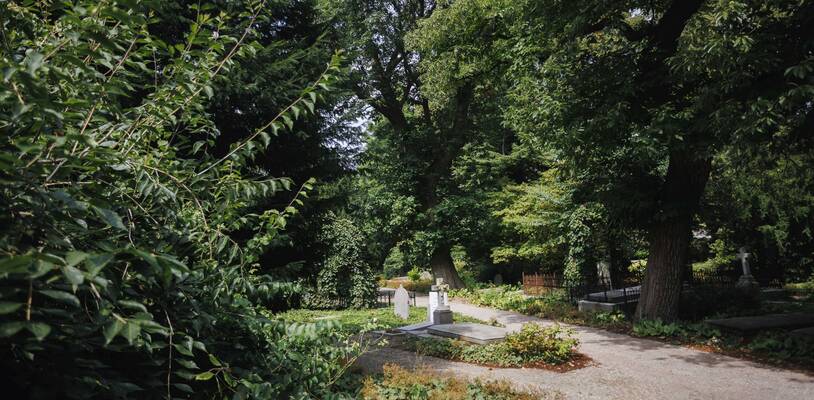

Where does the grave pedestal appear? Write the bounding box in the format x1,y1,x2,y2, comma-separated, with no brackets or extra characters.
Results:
433,306,453,325
427,290,448,324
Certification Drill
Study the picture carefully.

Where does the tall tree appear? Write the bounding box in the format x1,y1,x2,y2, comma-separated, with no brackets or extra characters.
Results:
321,0,486,287
411,0,814,318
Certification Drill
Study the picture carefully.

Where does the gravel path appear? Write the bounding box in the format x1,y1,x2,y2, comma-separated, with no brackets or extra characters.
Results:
356,297,814,400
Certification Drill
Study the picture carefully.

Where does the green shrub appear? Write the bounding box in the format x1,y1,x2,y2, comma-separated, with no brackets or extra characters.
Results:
407,323,578,367
408,266,423,282
360,364,547,400
747,332,814,362
505,324,579,364
632,319,722,343
0,1,357,398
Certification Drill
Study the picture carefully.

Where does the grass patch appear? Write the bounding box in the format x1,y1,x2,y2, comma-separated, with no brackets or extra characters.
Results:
274,306,489,334
360,364,561,400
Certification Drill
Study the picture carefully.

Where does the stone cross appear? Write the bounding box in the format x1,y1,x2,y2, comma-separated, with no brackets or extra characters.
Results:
428,278,450,324
736,247,759,293
736,247,752,277
393,284,410,320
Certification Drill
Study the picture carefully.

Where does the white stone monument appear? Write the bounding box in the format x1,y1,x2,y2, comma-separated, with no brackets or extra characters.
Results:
393,284,410,320
736,247,759,293
597,260,612,289
427,278,450,324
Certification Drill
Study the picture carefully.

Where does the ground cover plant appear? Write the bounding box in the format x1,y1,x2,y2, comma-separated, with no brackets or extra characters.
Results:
360,364,560,400
404,323,580,369
452,286,814,369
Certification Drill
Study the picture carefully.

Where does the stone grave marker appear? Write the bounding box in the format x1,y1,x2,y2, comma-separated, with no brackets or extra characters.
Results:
493,273,503,285
428,278,450,324
393,284,410,320
736,247,759,295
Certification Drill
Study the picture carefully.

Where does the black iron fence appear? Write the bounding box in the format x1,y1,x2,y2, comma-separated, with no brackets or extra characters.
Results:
522,269,775,304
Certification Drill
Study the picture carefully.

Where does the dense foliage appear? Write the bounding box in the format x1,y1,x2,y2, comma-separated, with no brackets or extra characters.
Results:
360,364,550,400
302,213,377,309
0,1,362,398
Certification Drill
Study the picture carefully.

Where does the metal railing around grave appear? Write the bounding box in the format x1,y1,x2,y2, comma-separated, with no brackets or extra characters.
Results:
522,269,758,304
521,272,642,304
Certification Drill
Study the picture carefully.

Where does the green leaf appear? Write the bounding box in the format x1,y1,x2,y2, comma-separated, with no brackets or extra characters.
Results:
0,302,23,315
117,300,147,313
65,251,88,267
0,255,32,275
85,253,114,277
94,206,126,230
172,383,193,393
195,371,214,381
104,319,125,345
27,51,44,74
39,290,80,307
122,321,141,345
0,321,26,337
27,322,51,340
61,265,84,286
208,353,222,367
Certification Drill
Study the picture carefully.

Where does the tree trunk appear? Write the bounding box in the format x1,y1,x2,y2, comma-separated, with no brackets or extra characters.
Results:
430,244,465,289
636,152,712,321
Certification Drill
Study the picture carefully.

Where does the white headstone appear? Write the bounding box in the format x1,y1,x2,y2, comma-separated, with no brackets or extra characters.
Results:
427,280,449,324
597,261,611,288
737,247,752,276
393,284,410,320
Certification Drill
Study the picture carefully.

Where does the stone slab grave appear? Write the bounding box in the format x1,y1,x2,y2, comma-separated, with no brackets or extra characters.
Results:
706,313,814,332
790,326,814,339
585,285,641,303
427,323,508,345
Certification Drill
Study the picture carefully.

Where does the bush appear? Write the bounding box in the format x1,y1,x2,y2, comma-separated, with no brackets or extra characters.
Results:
407,323,579,367
0,1,356,398
360,364,547,400
304,215,377,309
505,324,579,364
408,266,423,282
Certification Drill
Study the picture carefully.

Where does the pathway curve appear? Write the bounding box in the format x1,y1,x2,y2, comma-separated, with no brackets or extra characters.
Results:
356,297,814,400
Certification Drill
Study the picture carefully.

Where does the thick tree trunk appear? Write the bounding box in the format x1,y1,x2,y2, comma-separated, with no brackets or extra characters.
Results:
430,244,465,289
636,152,712,321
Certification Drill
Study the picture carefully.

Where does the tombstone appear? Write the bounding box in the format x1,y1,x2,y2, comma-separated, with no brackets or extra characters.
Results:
428,278,451,324
393,284,410,320
419,270,433,280
493,273,503,285
736,247,759,296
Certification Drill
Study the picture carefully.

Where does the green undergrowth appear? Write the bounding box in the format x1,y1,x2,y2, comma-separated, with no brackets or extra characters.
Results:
360,364,559,400
450,286,630,331
631,319,814,367
273,306,489,334
403,324,579,368
452,285,814,369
